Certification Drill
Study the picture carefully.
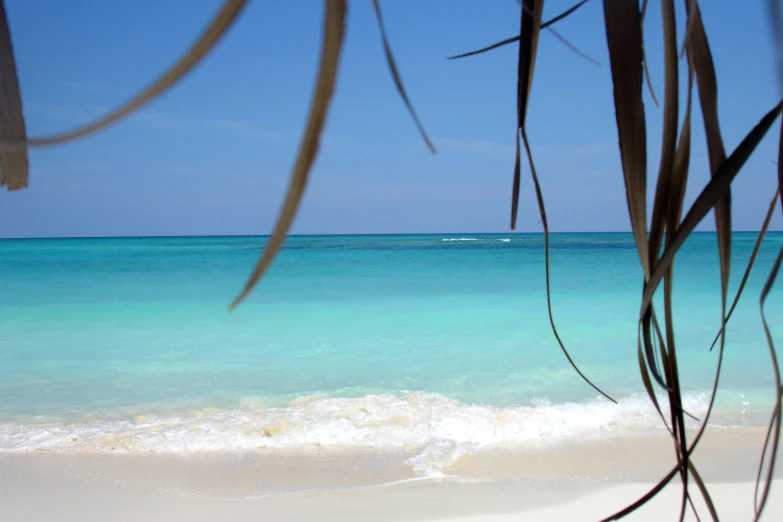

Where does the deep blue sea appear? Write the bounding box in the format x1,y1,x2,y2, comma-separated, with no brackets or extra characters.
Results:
0,233,781,473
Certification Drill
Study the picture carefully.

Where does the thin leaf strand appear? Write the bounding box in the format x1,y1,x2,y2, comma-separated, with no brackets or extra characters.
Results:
230,0,347,309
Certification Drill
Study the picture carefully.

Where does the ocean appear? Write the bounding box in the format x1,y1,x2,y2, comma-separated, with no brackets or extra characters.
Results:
0,233,781,475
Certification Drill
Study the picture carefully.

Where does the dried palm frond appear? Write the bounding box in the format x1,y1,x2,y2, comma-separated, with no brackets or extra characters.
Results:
514,0,616,403
232,0,435,306
230,0,347,309
1,1,783,519
454,0,783,519
447,0,592,60
0,0,27,190
1,0,249,151
370,0,435,153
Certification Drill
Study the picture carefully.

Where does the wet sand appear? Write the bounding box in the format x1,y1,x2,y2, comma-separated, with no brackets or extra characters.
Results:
1,427,780,521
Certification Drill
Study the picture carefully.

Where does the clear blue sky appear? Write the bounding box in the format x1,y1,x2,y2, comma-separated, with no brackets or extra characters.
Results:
0,0,781,237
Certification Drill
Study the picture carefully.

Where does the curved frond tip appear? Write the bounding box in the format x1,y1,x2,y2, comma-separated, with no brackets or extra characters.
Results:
0,0,250,152
229,0,347,310
371,0,435,153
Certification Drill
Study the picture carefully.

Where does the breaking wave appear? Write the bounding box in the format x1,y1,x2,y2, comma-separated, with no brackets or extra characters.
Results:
0,392,710,474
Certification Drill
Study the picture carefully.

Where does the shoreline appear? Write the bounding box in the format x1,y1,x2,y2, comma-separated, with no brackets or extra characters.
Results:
2,426,775,490
1,460,779,522
2,427,780,520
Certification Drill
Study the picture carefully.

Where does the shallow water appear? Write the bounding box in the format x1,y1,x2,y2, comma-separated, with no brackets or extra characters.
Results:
0,233,781,474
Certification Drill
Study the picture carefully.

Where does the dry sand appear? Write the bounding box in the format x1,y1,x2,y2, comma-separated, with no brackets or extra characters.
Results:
1,427,781,521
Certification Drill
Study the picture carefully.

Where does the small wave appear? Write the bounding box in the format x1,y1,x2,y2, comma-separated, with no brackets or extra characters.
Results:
497,239,511,242
0,392,708,475
441,238,478,242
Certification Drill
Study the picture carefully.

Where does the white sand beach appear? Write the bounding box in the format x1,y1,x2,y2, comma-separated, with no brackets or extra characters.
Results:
2,427,780,521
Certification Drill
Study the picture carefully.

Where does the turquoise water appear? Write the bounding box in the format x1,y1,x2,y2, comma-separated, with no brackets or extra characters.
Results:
0,233,781,470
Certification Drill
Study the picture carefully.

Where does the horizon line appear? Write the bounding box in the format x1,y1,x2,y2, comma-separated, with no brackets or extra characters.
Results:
1,230,781,241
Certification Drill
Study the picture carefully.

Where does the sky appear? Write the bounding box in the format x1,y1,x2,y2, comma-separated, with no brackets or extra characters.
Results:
0,0,781,237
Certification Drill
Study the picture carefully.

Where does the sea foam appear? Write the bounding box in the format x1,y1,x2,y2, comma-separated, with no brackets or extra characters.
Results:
0,392,708,474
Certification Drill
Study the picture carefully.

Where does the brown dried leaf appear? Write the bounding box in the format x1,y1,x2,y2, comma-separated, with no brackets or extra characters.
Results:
448,36,520,61
523,128,616,403
230,0,346,309
511,135,521,228
602,0,649,276
0,0,27,191
754,112,783,520
648,0,680,269
708,189,779,352
601,467,678,521
642,98,783,316
688,461,719,522
642,0,682,400
11,0,249,149
542,0,591,27
687,0,732,317
370,0,435,153
667,51,695,234
545,25,600,66
511,1,614,401
754,244,783,519
779,117,783,215
447,0,591,61
511,0,543,229
660,0,696,494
